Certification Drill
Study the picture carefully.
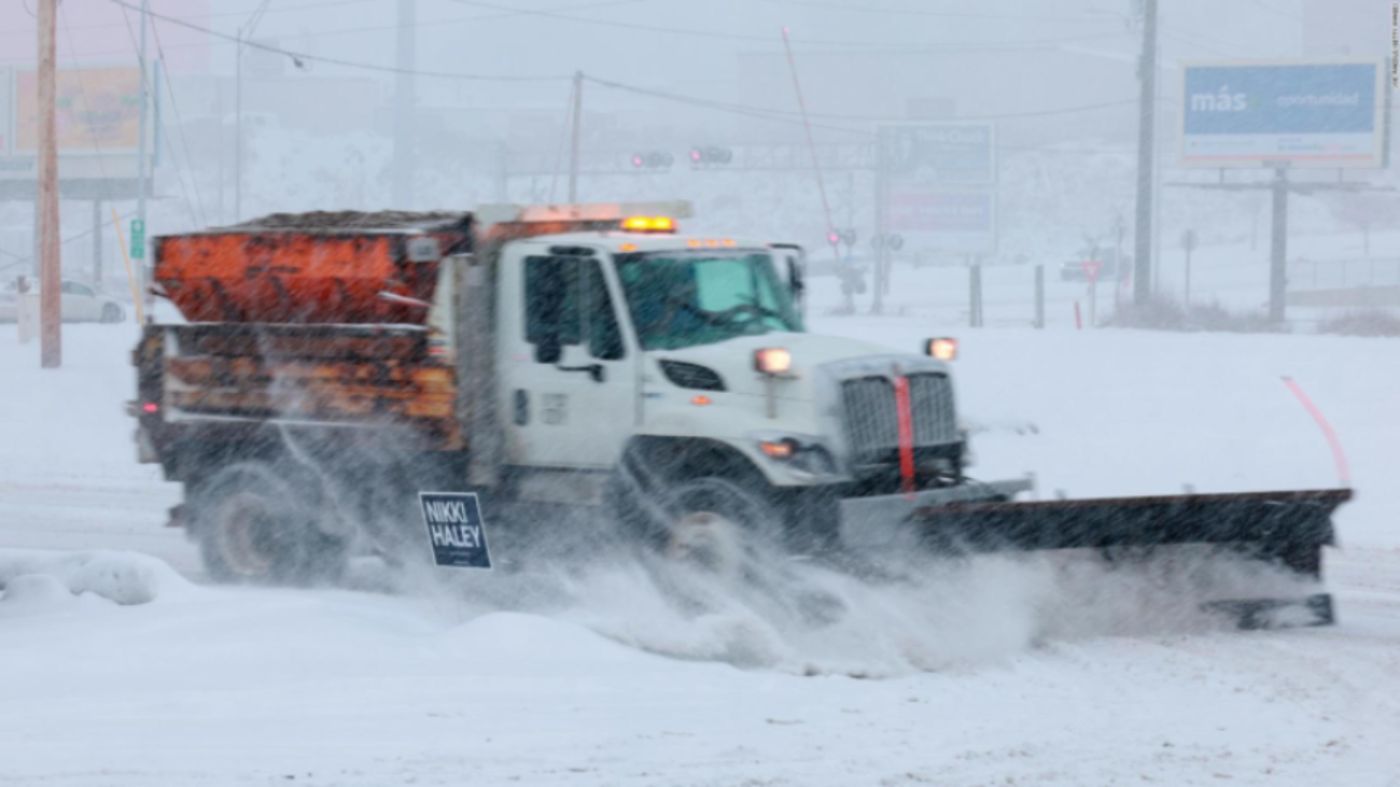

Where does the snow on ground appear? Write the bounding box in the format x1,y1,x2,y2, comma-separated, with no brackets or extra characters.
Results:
2,300,1399,785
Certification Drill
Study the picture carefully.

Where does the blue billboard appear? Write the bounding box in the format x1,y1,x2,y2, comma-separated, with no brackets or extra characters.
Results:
1181,61,1383,168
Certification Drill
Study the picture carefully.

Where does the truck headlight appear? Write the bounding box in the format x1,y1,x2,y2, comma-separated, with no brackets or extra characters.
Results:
925,337,958,361
753,347,792,375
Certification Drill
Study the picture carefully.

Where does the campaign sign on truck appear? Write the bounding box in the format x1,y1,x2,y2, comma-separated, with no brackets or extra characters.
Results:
1181,60,1384,169
419,492,492,569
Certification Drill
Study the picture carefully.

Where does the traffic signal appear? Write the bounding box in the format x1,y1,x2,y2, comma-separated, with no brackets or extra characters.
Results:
688,146,733,167
630,151,674,170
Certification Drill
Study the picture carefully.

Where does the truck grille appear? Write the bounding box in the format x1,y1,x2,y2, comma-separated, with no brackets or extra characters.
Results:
841,373,957,466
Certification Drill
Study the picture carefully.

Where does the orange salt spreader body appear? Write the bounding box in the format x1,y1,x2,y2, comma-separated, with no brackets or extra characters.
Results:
152,211,473,325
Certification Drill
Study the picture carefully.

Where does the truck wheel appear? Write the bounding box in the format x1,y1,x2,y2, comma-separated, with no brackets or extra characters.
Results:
661,477,782,575
100,303,123,323
190,462,347,585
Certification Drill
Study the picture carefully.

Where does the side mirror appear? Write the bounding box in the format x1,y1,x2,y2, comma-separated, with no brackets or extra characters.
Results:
787,257,805,299
770,243,807,318
535,335,562,364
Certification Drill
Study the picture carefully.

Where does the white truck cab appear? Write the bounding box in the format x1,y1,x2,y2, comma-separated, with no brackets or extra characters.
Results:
430,203,1016,536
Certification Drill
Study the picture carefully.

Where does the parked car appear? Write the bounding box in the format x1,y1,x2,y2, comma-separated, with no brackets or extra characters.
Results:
0,279,126,323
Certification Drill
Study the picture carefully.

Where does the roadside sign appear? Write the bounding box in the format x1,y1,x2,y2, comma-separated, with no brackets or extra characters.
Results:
130,218,145,259
1180,60,1384,169
876,123,997,254
1082,260,1103,283
419,491,492,569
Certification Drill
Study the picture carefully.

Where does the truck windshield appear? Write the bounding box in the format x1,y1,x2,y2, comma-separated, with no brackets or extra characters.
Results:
615,250,802,351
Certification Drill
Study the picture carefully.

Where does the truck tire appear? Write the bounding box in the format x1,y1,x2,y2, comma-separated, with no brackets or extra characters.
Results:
100,303,123,324
659,477,783,575
189,462,348,585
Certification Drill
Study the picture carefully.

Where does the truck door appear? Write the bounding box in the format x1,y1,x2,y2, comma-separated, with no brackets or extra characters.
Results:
501,250,636,471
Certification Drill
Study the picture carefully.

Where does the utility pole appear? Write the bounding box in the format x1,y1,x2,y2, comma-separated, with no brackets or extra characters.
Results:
135,0,150,317
234,0,271,222
37,0,60,367
1132,0,1158,306
393,0,417,208
568,71,582,203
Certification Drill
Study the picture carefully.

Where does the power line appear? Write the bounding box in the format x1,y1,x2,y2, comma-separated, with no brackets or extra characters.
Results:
145,9,210,228
3,0,639,45
0,210,138,275
585,74,1143,126
754,0,1127,24
107,0,570,82
272,0,648,41
445,0,1127,50
582,75,874,136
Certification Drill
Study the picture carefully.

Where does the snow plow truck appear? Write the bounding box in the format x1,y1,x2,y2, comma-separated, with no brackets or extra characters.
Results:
129,201,1351,627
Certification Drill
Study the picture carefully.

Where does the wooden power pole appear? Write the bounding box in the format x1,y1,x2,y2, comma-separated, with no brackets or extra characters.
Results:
37,0,60,368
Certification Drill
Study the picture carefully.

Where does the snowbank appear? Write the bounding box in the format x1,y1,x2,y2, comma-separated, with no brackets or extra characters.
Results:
0,548,191,610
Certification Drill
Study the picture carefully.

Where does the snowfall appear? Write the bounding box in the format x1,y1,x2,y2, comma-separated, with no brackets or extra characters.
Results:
1,265,1398,786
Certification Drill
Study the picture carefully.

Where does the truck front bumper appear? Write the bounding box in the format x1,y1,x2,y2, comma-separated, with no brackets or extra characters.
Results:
838,477,1035,549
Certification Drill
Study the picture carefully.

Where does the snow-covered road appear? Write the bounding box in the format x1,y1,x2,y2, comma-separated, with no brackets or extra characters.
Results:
2,316,1398,786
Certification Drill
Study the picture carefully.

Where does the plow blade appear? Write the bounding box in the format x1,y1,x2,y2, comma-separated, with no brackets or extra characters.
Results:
908,488,1350,556
860,487,1352,629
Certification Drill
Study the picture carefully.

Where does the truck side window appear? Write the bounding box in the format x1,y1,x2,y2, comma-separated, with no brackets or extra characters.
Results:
524,256,581,351
585,261,624,360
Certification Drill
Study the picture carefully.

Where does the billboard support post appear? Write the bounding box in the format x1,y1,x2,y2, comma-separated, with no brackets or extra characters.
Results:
1269,168,1289,324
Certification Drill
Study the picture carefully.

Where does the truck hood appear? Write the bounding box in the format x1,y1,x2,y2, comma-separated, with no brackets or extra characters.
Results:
648,331,945,401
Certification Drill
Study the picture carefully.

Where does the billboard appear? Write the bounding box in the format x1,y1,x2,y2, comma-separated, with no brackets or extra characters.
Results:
877,123,997,254
0,66,152,191
1180,60,1384,169
13,67,143,153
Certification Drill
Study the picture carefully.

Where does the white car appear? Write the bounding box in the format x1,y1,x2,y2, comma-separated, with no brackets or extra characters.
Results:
0,280,127,323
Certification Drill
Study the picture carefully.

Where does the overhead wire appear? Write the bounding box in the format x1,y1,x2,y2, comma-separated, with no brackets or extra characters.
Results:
0,211,139,276
107,0,571,83
584,75,1144,128
141,7,211,228
752,0,1128,23
444,0,1129,51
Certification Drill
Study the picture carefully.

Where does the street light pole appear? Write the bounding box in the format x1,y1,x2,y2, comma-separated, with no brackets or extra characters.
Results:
392,0,417,208
1132,0,1158,306
233,0,271,223
568,70,582,203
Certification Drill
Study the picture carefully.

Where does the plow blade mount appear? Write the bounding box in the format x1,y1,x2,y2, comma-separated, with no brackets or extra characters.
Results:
904,488,1353,629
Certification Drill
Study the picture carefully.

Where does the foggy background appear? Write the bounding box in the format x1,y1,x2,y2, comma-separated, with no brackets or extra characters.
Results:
0,0,1394,303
